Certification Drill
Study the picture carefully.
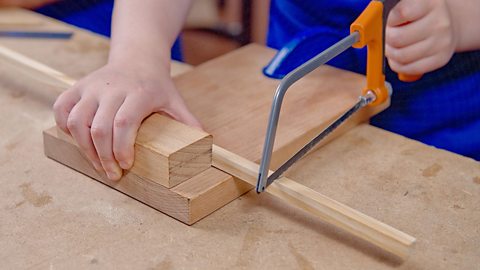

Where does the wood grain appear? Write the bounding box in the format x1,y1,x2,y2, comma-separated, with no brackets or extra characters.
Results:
175,44,388,167
134,114,213,188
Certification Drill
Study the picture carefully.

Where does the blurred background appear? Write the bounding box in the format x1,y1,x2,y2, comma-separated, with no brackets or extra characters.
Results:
182,0,270,65
1,0,271,66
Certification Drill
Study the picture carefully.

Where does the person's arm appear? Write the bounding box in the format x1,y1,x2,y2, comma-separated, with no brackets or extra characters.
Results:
53,1,199,181
447,0,480,52
385,0,480,76
109,0,190,73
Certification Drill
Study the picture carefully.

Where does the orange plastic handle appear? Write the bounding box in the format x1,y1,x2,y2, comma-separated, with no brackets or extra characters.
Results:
350,1,421,106
398,73,423,82
350,1,389,106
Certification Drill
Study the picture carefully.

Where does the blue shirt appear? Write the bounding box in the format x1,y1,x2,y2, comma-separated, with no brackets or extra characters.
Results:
268,0,480,160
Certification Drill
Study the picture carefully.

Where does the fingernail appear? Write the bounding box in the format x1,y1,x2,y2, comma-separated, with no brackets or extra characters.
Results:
106,167,123,181
106,171,120,180
119,160,132,170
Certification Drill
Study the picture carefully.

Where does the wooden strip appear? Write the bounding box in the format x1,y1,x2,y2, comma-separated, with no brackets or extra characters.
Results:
44,127,250,224
0,44,191,91
212,145,416,259
0,44,75,92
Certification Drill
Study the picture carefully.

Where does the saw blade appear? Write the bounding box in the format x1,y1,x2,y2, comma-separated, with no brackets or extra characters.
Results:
262,91,376,190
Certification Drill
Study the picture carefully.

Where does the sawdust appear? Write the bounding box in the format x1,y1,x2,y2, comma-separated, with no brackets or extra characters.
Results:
422,163,442,177
235,226,262,268
288,242,315,270
473,177,480,185
14,201,25,208
150,257,173,270
400,148,416,156
4,140,20,151
19,182,52,207
77,202,142,226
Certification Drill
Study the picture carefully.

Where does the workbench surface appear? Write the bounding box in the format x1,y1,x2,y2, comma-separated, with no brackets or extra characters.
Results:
1,9,479,270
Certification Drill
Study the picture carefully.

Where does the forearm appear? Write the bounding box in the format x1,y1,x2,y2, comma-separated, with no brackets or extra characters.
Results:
448,0,480,52
108,0,192,70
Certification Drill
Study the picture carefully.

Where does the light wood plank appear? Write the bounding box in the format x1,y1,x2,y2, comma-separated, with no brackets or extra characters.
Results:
174,44,388,167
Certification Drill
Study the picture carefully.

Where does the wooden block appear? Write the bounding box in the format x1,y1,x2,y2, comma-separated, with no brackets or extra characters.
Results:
43,127,250,225
134,114,213,188
41,113,212,189
172,168,250,223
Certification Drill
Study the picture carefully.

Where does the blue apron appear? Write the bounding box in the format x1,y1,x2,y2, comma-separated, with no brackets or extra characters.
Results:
268,0,480,160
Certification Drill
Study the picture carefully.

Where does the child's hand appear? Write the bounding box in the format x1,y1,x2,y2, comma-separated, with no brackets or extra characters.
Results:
385,0,458,75
53,62,201,181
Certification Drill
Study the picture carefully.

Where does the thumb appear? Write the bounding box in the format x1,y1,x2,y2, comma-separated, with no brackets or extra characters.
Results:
171,106,203,130
387,0,430,27
162,98,203,130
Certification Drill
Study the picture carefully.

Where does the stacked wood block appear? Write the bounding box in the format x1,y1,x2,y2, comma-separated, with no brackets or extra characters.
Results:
44,114,251,225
